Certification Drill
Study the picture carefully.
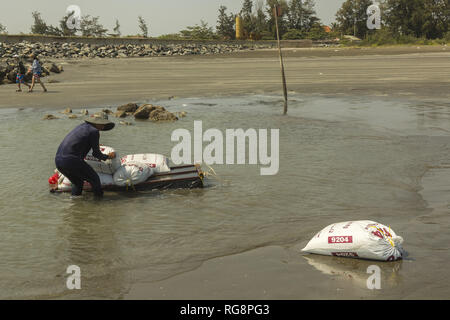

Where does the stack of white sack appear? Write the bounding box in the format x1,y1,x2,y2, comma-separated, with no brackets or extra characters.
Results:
84,146,121,174
120,154,171,173
58,172,115,192
301,220,405,261
113,161,153,187
57,149,169,190
111,153,171,187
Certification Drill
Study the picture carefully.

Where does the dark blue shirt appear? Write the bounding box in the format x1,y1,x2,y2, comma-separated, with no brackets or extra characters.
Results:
56,122,109,161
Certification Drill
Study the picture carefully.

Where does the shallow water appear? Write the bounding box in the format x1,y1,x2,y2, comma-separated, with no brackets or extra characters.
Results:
0,94,449,299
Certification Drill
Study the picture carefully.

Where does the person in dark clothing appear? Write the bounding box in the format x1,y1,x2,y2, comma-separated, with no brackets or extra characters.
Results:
14,55,31,92
55,117,116,198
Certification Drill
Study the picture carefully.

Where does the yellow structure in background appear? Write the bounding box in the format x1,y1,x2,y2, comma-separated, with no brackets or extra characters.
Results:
236,16,244,40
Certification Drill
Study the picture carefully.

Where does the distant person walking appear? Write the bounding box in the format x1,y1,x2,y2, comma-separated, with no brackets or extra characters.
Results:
28,54,47,93
14,55,31,92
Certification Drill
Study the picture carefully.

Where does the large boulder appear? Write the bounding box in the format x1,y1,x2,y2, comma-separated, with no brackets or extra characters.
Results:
149,109,178,122
0,65,7,83
117,103,139,113
114,110,127,118
93,111,109,119
102,108,113,115
40,65,50,76
42,114,59,120
119,120,133,126
43,62,61,74
24,72,33,82
6,71,17,83
0,71,6,84
134,104,164,120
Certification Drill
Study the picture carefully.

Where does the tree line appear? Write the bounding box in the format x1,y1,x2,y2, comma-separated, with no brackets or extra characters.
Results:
0,11,149,38
216,0,448,41
217,0,328,40
0,1,448,41
335,0,449,40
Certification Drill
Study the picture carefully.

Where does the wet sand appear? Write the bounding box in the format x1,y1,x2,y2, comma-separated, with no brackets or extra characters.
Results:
1,46,449,300
0,45,449,109
127,47,450,300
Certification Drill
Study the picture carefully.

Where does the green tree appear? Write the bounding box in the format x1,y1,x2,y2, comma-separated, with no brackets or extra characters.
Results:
254,0,268,34
217,5,236,39
335,0,374,38
306,23,328,40
31,11,49,34
384,0,449,39
46,25,63,36
80,15,108,37
138,16,149,37
426,0,449,38
242,0,254,16
266,0,289,38
241,0,256,36
287,0,318,31
180,20,217,40
282,28,306,39
31,11,63,36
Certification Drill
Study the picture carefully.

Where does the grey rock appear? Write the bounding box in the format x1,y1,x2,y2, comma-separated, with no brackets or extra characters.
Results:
114,110,127,118
149,109,178,122
42,114,59,120
119,121,133,126
117,102,139,113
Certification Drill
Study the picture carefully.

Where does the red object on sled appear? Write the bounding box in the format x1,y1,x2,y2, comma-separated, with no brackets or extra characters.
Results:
48,173,59,188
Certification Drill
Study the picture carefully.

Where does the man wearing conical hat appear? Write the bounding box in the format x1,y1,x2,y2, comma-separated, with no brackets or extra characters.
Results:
55,115,116,198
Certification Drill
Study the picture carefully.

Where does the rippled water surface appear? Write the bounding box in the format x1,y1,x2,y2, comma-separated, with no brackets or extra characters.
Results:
0,94,449,299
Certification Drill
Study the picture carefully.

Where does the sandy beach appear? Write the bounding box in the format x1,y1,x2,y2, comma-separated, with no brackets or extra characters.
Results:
1,45,449,300
0,46,449,109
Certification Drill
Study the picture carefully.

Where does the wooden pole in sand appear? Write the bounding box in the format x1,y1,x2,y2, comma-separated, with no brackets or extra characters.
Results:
274,5,288,115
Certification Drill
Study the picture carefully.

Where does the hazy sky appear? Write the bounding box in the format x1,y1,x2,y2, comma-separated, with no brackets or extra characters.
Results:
0,0,346,36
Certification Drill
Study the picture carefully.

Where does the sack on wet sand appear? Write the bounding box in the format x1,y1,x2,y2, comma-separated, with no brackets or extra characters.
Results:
302,221,404,261
120,153,170,173
85,146,121,174
113,161,153,187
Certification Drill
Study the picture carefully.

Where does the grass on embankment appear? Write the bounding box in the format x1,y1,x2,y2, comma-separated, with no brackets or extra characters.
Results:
340,30,450,47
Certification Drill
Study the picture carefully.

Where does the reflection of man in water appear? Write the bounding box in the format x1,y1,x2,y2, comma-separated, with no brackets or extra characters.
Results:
55,117,116,198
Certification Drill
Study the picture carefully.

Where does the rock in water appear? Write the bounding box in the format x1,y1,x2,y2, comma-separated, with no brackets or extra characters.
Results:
93,111,109,119
68,114,78,119
134,104,154,120
119,121,133,126
177,111,187,118
102,108,113,114
114,110,127,118
117,103,139,113
80,109,89,115
62,108,72,114
149,109,178,122
42,114,59,120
